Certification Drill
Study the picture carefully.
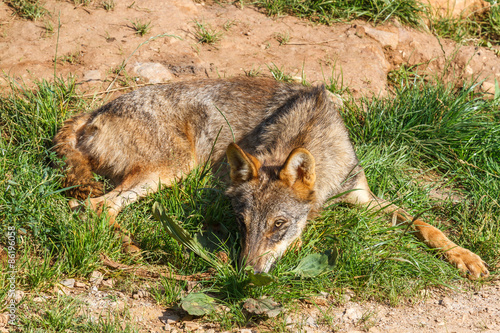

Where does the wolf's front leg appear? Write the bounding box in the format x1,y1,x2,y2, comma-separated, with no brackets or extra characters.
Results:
407,214,488,279
343,170,489,279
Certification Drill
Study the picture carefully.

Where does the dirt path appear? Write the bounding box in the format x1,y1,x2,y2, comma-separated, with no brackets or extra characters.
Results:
1,1,500,332
1,1,499,98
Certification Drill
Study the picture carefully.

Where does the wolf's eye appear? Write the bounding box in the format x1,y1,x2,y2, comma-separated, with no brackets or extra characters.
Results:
274,219,287,228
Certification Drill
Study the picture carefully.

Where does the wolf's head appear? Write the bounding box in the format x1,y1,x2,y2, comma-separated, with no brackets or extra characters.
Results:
226,143,317,273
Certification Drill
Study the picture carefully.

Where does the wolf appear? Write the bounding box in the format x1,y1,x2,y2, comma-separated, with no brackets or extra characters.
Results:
53,77,488,278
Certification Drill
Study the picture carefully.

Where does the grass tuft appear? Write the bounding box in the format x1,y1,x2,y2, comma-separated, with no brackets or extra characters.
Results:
193,20,223,44
256,0,425,26
129,19,152,37
6,0,47,20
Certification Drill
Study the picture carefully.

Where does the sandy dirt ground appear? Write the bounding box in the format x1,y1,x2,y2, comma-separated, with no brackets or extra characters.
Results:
1,1,499,332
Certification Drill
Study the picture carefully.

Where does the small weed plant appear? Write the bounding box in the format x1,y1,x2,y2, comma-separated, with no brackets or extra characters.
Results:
6,0,47,20
193,20,223,44
129,19,152,37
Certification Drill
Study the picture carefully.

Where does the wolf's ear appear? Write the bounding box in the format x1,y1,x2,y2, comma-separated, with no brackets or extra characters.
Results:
226,143,261,184
280,148,316,191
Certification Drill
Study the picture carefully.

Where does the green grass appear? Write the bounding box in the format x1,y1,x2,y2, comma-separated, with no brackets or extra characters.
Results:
193,20,223,45
256,0,500,45
1,75,499,330
256,0,426,26
129,19,152,37
6,0,47,21
429,2,500,45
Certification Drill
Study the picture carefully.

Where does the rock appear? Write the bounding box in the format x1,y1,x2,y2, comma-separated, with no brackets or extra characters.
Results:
33,296,46,303
74,281,86,288
182,321,200,331
364,26,399,49
133,62,173,84
481,81,496,96
60,278,75,288
240,329,252,333
161,313,180,324
55,285,71,296
89,271,103,285
83,70,101,82
101,279,114,288
164,323,172,332
368,327,382,333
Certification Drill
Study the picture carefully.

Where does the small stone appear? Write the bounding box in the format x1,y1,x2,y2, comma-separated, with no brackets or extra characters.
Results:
83,70,101,82
161,313,180,324
481,81,496,95
74,281,86,288
90,271,103,285
56,285,70,296
101,279,114,288
364,26,399,49
183,321,200,331
240,329,252,333
164,323,172,332
133,62,173,84
368,327,382,333
33,296,46,303
60,278,75,288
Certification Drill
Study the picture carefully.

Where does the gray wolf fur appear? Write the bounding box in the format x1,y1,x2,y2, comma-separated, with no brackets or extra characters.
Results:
53,77,488,278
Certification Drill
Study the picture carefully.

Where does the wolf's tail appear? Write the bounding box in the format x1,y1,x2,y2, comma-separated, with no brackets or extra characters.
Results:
52,114,104,200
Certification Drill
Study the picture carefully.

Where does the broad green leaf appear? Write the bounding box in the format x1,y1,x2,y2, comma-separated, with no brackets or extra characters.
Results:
243,297,283,318
245,267,275,286
180,292,216,316
291,250,337,278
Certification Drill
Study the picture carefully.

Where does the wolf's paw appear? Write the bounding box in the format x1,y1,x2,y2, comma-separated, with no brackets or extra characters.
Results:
445,247,489,279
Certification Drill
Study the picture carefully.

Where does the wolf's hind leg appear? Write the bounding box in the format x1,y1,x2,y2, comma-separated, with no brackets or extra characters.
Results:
342,170,489,279
86,169,176,252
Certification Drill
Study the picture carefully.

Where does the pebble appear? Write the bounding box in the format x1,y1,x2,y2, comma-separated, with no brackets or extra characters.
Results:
60,278,75,288
183,321,200,331
90,271,103,285
101,279,114,288
74,281,86,288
